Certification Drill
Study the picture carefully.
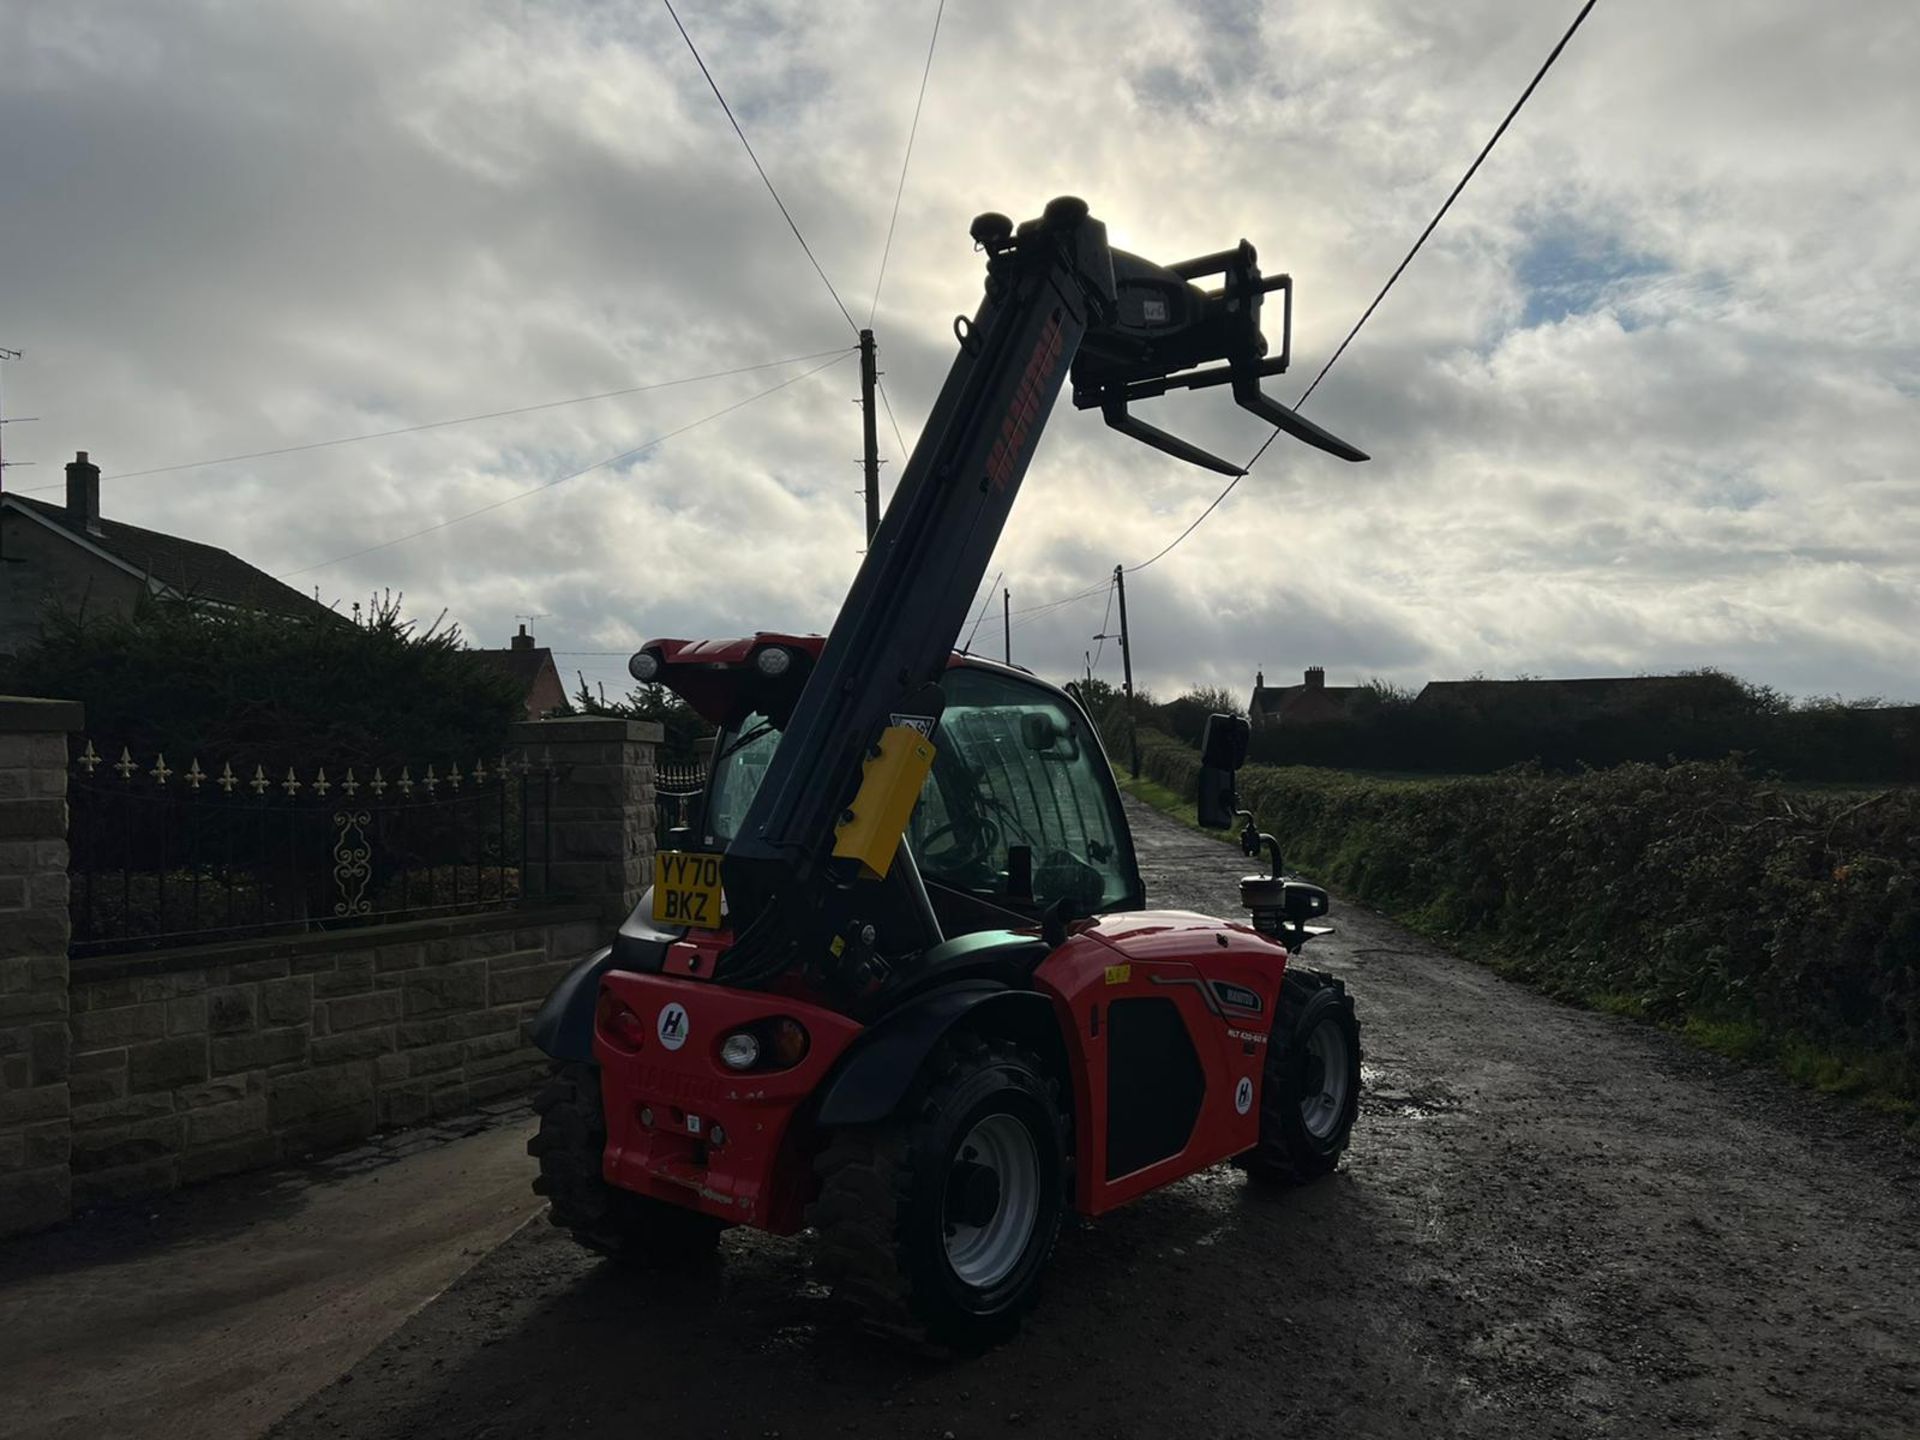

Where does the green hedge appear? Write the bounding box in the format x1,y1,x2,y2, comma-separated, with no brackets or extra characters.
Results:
1128,728,1920,1101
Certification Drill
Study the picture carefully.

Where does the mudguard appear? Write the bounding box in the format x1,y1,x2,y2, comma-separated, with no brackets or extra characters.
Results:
528,886,683,1061
814,981,1061,1127
526,945,620,1062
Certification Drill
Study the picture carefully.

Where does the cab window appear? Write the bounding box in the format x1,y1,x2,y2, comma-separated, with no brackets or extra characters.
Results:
909,668,1138,912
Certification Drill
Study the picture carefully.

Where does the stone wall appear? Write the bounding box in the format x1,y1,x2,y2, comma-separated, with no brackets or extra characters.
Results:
514,715,660,927
0,697,83,1236
64,908,601,1206
0,707,663,1235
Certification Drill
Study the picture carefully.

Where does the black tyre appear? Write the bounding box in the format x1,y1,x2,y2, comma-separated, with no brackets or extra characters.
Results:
809,1034,1067,1350
528,1061,725,1266
1236,969,1361,1185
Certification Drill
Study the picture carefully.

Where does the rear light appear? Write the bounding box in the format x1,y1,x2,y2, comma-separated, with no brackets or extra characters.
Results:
595,991,649,1052
715,1017,810,1072
766,1016,810,1068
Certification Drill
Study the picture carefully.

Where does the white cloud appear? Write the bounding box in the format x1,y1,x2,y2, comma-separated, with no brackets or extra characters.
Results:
2,0,1914,703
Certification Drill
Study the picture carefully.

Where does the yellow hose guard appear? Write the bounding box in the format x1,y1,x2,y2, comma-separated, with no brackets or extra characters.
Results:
831,725,937,881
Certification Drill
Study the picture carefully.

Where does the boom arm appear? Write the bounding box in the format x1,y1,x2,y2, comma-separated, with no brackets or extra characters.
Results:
718,198,1364,989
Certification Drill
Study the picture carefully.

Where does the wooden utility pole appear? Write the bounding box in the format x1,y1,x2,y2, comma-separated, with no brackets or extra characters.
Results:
1114,563,1138,778
858,329,881,542
1003,588,1011,664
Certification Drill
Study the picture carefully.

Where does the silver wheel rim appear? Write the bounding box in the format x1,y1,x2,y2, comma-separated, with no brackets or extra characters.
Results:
942,1112,1040,1289
1301,1015,1351,1141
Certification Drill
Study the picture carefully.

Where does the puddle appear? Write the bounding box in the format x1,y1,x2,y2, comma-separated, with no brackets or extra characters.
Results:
1361,1061,1466,1120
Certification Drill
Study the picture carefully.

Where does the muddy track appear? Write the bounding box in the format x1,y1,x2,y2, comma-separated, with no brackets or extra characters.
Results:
274,797,1920,1440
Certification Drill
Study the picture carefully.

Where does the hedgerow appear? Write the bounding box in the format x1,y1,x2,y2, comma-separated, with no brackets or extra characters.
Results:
1125,726,1920,1102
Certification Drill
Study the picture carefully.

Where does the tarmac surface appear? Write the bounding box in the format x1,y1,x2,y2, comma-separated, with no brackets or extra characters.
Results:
0,1103,541,1440
12,797,1919,1439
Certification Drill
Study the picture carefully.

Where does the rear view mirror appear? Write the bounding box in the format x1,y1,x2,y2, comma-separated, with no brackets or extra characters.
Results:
1200,713,1250,770
1197,713,1250,829
1021,711,1059,750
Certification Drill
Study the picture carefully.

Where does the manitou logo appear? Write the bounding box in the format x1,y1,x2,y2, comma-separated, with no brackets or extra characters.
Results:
984,312,1065,494
656,1002,689,1051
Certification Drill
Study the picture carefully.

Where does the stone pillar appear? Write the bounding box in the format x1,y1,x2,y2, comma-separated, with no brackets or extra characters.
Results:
511,716,662,928
0,695,83,1237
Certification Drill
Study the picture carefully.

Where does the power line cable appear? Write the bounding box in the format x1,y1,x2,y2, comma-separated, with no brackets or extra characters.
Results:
868,0,947,326
19,348,855,492
1129,0,1601,575
1089,576,1117,669
278,350,853,579
959,568,1003,652
663,0,859,335
874,376,910,459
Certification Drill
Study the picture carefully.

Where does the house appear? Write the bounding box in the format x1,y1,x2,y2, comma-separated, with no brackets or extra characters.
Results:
468,624,567,721
1248,666,1367,727
0,451,336,655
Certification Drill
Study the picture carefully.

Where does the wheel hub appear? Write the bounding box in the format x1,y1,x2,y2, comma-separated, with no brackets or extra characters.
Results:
941,1112,1040,1290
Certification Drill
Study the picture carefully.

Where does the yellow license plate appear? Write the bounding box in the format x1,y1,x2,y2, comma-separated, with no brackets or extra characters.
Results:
653,851,724,929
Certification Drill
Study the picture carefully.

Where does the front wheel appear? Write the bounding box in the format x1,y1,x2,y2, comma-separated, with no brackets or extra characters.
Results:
809,1035,1067,1350
1236,969,1361,1184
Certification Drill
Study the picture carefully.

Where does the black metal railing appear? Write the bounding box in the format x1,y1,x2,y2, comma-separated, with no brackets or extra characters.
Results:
67,742,552,957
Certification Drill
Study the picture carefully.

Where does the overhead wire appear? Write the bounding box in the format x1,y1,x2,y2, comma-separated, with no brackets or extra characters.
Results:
662,0,860,336
1089,576,1117,670
277,350,853,579
958,567,1004,653
1127,0,1602,576
867,0,946,326
18,348,857,493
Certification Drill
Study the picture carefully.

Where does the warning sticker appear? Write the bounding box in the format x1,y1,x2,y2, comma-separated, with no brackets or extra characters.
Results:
889,714,937,737
1104,964,1131,986
1234,1076,1254,1115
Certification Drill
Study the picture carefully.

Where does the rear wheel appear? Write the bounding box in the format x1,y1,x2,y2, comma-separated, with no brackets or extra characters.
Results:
809,1035,1066,1350
1236,969,1361,1184
528,1061,725,1266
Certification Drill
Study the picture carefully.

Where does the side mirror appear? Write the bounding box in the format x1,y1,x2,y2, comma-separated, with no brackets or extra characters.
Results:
1200,712,1249,769
1197,712,1250,829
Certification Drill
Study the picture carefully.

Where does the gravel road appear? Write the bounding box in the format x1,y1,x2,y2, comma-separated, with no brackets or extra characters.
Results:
274,797,1920,1440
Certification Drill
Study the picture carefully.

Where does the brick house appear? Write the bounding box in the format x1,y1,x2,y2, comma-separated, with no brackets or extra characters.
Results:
468,625,567,721
1248,666,1366,727
0,451,334,655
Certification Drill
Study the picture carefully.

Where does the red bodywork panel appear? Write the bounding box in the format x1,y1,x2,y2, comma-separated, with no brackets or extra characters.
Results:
594,912,1288,1232
1036,912,1288,1214
643,632,1009,724
594,962,863,1235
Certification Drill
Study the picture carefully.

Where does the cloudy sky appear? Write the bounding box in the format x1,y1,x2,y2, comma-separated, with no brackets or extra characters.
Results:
3,0,1915,704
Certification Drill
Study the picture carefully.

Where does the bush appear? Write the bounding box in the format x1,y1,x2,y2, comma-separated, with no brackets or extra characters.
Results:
0,591,524,771
1129,726,1920,1100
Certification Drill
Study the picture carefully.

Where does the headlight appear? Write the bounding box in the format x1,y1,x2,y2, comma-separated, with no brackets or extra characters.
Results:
719,1031,761,1070
754,645,792,677
628,649,660,682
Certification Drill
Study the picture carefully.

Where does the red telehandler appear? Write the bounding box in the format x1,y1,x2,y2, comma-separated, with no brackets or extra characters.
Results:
528,198,1368,1347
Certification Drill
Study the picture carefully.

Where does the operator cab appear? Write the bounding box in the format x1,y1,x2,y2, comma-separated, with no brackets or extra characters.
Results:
616,634,1142,972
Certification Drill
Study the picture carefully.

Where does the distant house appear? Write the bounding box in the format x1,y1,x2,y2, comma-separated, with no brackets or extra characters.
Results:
468,624,567,722
1411,674,1742,720
0,451,336,655
1248,667,1366,727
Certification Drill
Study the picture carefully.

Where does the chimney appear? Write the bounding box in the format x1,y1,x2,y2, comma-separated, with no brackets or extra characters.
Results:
1255,669,1265,690
511,623,535,651
66,451,102,535
1304,666,1325,690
